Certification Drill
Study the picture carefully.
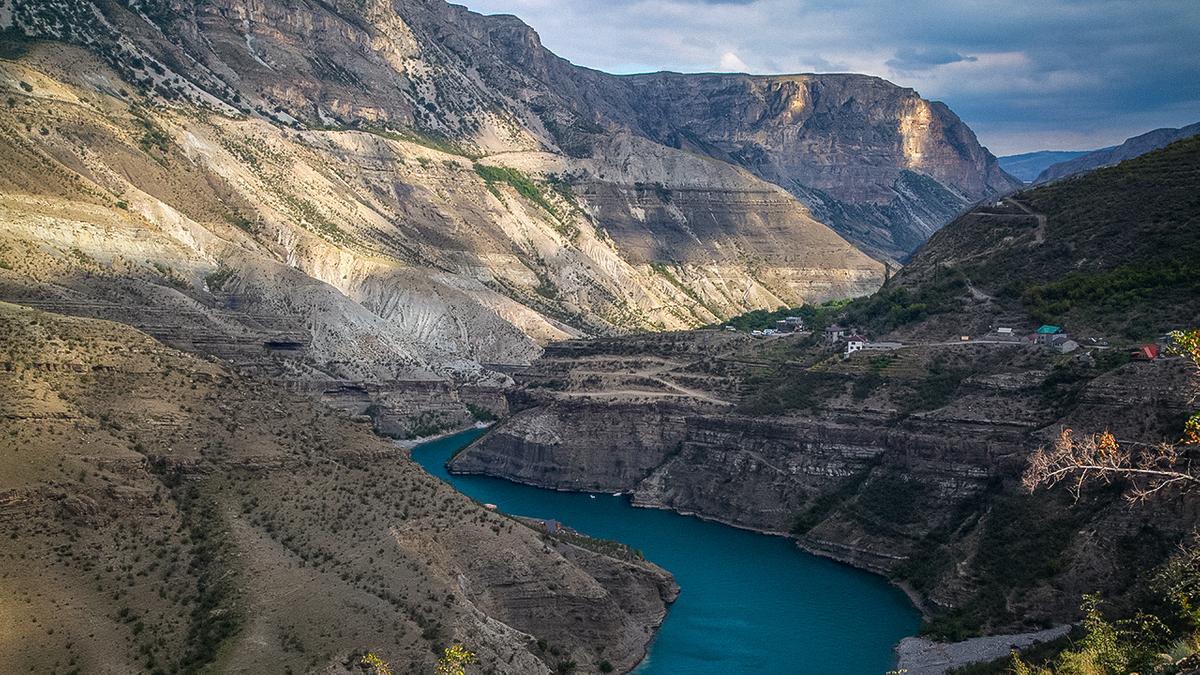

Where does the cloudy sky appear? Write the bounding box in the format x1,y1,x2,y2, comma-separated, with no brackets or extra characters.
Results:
459,0,1200,155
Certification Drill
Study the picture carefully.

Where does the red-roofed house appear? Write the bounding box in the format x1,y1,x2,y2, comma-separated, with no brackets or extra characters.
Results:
1130,344,1160,361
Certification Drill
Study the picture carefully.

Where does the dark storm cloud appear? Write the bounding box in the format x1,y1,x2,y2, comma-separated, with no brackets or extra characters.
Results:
459,0,1200,154
886,48,977,72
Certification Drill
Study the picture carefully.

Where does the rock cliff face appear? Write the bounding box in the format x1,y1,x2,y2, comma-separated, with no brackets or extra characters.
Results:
452,330,1198,633
453,143,1200,636
0,0,1014,395
0,0,920,431
603,73,1021,259
0,42,880,429
0,302,676,674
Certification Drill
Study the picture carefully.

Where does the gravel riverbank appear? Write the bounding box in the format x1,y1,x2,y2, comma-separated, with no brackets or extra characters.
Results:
895,625,1072,674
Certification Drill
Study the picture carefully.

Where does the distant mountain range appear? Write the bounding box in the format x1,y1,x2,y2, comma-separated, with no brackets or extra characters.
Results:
1033,121,1200,183
997,150,1098,182
999,122,1200,185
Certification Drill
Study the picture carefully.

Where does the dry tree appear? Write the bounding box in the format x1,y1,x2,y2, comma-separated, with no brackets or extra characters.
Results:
1023,330,1200,503
1023,428,1198,502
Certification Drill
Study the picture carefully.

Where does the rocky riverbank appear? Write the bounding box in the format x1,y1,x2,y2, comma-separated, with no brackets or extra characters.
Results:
895,626,1073,675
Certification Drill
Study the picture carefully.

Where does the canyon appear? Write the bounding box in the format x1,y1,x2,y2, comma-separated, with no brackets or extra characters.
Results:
7,0,1193,672
453,139,1200,640
452,328,1197,633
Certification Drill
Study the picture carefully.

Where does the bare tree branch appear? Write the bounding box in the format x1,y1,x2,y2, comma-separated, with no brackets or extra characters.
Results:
1024,330,1200,504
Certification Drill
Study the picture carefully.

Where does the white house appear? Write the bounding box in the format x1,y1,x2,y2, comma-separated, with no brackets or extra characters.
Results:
844,334,867,356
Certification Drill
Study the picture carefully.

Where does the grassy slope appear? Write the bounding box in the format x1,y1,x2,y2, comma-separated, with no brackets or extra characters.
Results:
699,140,1200,639
906,136,1200,339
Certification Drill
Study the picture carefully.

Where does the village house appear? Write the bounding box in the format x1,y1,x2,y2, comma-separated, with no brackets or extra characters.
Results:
844,334,867,356
1030,325,1064,345
1050,335,1080,354
825,324,849,343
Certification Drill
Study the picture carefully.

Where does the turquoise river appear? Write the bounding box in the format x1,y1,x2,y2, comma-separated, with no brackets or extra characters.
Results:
412,428,921,674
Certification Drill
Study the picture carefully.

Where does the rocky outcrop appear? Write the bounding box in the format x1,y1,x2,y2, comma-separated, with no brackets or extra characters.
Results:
450,327,1198,634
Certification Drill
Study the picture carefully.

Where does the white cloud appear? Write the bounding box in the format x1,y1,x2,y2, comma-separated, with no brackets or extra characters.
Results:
717,51,749,72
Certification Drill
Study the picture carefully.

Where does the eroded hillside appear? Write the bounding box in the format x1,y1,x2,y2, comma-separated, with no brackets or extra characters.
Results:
0,0,1019,399
0,43,891,427
0,302,676,674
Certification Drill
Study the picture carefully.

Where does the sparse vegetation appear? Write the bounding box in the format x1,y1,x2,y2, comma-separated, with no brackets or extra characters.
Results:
473,163,578,238
0,306,655,673
204,267,234,292
465,403,497,422
435,644,477,675
0,28,34,59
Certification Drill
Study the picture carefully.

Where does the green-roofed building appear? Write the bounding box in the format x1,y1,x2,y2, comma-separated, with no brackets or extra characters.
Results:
1036,325,1062,335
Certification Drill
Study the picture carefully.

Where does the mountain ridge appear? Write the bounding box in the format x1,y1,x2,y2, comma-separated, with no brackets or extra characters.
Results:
4,0,1017,257
998,150,1095,183
1034,121,1200,183
0,0,1013,433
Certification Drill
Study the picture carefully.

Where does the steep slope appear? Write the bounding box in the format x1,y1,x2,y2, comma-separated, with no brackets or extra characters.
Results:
451,139,1200,638
2,0,1013,328
0,1,888,374
603,73,1021,259
0,302,676,674
0,38,885,433
898,135,1200,339
998,150,1094,183
1035,121,1200,183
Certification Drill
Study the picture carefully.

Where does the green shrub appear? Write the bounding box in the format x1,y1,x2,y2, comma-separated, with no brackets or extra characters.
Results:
465,404,497,422
903,363,967,413
856,475,931,525
474,164,576,237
